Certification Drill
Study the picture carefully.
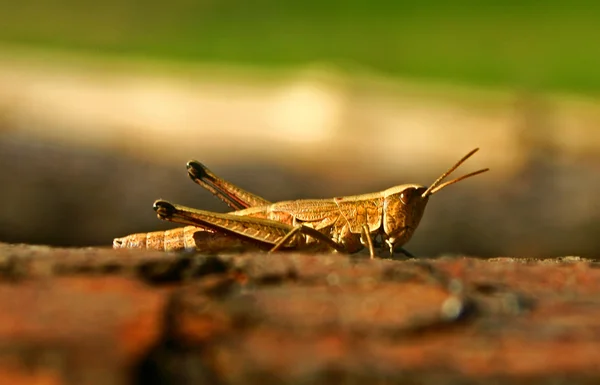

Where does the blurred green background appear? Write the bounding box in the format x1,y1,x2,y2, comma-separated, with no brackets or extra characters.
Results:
1,1,600,93
0,1,599,257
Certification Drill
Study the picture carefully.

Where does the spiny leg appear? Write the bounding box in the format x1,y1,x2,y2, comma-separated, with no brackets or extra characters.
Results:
269,224,347,254
269,226,302,253
154,200,346,254
186,160,271,210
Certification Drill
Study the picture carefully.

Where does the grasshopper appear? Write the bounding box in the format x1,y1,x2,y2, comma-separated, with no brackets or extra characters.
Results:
113,148,488,258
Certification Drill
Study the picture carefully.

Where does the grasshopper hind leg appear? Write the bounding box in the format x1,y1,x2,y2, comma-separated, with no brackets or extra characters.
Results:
154,200,347,254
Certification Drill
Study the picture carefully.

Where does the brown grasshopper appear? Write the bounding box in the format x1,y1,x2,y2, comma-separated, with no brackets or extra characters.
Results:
113,148,488,258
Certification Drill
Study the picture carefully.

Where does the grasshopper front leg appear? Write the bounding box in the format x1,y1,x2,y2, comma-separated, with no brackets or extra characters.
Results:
360,224,376,259
153,200,347,254
395,247,416,258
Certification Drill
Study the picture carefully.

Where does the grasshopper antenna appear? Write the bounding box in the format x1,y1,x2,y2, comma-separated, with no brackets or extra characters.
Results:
422,148,489,198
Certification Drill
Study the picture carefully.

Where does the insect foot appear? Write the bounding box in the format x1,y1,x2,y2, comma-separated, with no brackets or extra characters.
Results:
154,200,177,219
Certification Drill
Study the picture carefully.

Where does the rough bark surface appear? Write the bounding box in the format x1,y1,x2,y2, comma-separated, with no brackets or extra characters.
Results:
0,242,598,385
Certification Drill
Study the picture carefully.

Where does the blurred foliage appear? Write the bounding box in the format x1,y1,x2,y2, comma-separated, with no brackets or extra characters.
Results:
0,1,599,93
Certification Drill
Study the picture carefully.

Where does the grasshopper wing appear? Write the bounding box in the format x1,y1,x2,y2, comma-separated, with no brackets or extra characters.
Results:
332,195,384,234
271,197,384,234
267,199,343,229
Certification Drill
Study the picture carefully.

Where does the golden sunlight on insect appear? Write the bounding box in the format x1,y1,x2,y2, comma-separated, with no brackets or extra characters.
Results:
114,148,488,258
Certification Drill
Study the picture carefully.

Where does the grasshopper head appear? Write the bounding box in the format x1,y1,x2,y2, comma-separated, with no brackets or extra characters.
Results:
382,148,489,253
382,184,429,250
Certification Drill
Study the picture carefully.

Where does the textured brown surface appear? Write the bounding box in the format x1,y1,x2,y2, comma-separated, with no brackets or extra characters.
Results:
0,243,599,384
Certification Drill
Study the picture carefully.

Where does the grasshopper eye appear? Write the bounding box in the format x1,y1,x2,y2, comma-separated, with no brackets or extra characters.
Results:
399,187,422,204
399,189,412,204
